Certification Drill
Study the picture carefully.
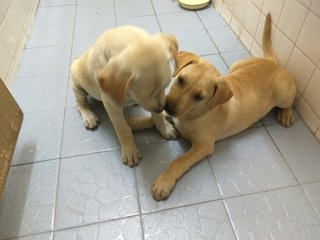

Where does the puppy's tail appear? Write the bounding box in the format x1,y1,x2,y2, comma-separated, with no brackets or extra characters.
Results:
262,13,278,64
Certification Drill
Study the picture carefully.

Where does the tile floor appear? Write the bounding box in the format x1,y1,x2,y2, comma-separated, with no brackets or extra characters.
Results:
1,0,320,239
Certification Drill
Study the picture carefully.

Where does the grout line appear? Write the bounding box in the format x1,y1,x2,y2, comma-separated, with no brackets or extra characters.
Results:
149,0,163,32
52,213,141,235
263,124,301,185
38,4,76,9
112,0,118,26
10,158,59,168
51,0,79,235
139,183,300,217
221,198,239,239
133,168,146,240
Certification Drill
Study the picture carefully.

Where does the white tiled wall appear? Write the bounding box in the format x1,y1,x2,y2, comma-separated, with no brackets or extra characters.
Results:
213,0,320,142
0,0,39,87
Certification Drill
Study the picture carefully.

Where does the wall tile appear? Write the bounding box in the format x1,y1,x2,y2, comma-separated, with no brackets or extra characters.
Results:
6,32,27,87
0,39,12,73
296,97,320,133
221,3,232,23
24,0,38,33
9,0,28,30
0,9,4,24
224,0,234,10
311,0,320,16
233,0,248,22
230,14,241,36
250,40,263,57
303,69,320,117
286,47,315,93
214,0,224,12
250,0,263,9
297,11,320,64
278,0,308,42
272,28,294,66
0,64,6,82
239,26,253,49
0,0,39,85
298,0,312,7
17,0,33,15
243,0,260,36
0,0,13,16
262,0,285,24
0,15,23,56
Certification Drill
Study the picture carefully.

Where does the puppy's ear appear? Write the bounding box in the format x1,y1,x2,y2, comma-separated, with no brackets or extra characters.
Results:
98,59,133,104
156,33,179,63
173,51,200,77
209,77,233,110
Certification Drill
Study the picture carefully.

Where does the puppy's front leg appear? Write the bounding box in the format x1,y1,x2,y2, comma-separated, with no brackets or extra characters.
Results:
152,112,177,140
152,142,214,201
71,80,99,129
102,97,141,167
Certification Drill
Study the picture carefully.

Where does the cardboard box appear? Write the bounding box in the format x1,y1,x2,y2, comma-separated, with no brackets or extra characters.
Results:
0,79,23,199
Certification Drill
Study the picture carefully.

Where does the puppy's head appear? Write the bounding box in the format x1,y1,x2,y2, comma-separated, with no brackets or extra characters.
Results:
165,51,233,118
98,33,178,113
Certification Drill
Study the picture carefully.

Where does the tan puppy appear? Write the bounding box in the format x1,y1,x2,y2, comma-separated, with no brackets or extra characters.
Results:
151,14,297,200
71,26,178,166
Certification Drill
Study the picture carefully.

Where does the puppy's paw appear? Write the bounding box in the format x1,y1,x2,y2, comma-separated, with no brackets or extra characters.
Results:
82,111,100,129
122,146,141,167
277,108,294,127
152,174,175,201
157,121,178,140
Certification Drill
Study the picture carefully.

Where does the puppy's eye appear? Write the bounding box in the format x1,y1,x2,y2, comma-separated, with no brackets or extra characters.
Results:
177,76,184,85
193,93,204,101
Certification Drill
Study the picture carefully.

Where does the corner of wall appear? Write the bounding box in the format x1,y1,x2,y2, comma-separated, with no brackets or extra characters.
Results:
0,0,40,88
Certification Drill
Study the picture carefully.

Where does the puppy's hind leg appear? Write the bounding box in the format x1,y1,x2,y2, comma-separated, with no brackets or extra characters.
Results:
277,107,294,127
127,117,154,131
71,77,99,129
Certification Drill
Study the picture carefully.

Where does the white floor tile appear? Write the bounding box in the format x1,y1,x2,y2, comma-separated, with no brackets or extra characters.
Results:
55,151,138,230
142,201,236,240
0,161,58,239
26,23,74,48
302,181,320,218
61,105,119,158
16,45,71,78
225,187,320,240
174,29,218,55
136,141,221,213
157,11,204,33
33,5,76,26
266,120,320,184
12,73,69,113
210,127,297,198
12,110,64,165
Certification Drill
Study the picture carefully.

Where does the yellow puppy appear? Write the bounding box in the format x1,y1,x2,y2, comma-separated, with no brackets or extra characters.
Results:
152,14,297,200
71,26,178,166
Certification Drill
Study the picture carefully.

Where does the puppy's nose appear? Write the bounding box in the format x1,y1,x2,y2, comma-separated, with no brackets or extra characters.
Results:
164,104,175,116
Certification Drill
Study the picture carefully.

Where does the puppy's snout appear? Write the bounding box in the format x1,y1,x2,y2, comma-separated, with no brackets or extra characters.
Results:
164,103,175,116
